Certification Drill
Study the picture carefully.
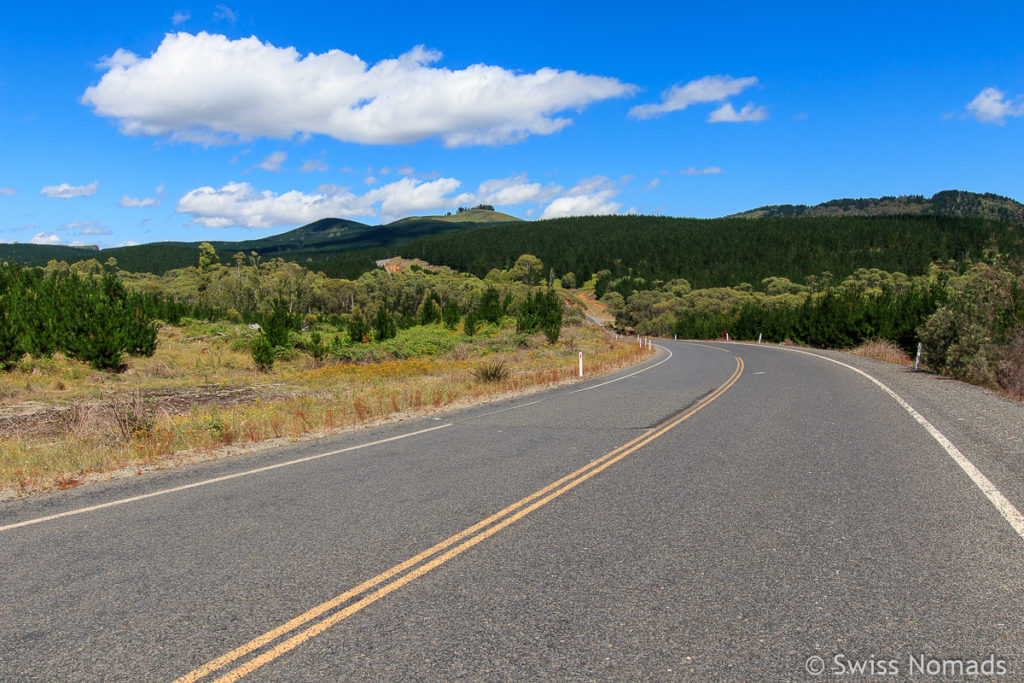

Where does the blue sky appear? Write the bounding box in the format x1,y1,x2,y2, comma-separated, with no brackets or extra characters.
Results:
2,1,1023,248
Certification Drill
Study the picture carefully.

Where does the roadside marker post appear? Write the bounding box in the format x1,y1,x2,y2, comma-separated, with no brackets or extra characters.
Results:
758,333,762,344
915,342,922,370
578,352,583,377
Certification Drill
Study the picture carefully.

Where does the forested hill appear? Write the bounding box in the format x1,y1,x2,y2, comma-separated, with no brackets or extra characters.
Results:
0,212,515,277
398,214,1024,289
729,190,1024,224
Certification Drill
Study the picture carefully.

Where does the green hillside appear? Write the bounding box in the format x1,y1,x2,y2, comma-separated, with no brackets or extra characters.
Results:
730,190,1024,224
397,213,1024,289
3,190,1021,283
392,207,522,224
0,215,497,277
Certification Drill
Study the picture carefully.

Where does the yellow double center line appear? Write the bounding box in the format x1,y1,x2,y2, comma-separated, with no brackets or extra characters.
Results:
176,356,744,683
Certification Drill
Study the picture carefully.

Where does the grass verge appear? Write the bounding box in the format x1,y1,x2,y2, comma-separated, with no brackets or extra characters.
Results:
0,322,651,497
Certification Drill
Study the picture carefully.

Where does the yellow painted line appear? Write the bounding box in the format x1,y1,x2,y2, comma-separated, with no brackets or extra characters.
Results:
176,357,744,683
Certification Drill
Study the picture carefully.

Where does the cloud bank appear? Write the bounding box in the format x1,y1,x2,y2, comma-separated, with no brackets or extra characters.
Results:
176,177,471,227
174,172,629,228
83,32,636,147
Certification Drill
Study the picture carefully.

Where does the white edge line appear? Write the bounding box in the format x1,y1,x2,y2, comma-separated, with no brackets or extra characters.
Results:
785,347,1024,543
571,345,673,393
0,423,453,533
466,399,542,420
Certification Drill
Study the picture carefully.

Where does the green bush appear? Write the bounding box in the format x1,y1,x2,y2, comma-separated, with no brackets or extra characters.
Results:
250,333,275,371
346,310,371,344
463,311,480,337
381,325,459,358
374,300,397,341
306,330,327,360
516,288,564,343
442,300,461,330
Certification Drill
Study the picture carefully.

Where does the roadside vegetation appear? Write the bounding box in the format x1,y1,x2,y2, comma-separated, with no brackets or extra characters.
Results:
0,252,649,496
596,255,1024,399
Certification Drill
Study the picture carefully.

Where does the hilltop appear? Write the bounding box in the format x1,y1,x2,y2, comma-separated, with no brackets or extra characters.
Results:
729,190,1024,223
391,206,522,224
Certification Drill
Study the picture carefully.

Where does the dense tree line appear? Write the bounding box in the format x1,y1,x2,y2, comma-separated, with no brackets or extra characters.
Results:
399,215,1024,289
0,264,159,370
670,281,948,351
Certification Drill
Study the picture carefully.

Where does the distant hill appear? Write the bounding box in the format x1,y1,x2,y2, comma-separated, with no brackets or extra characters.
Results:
391,207,522,225
729,190,1024,224
4,192,1022,282
0,214,505,277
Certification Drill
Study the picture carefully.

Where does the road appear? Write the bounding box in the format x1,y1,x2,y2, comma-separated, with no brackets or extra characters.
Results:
2,341,1023,681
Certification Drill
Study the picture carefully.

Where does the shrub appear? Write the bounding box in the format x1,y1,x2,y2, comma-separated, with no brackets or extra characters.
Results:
374,301,397,342
419,294,441,326
478,287,504,324
381,325,459,358
251,333,275,371
463,311,480,337
261,299,298,349
472,361,510,383
346,310,371,344
307,331,327,360
442,300,461,330
516,288,564,343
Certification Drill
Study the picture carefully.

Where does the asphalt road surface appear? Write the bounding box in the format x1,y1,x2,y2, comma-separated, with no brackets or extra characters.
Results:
2,341,1023,681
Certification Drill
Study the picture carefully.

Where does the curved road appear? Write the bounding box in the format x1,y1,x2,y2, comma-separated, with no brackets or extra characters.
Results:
2,341,1023,681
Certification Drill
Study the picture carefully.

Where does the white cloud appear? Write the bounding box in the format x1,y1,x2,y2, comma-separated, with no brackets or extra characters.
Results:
364,176,378,186
177,181,370,228
0,187,15,196
644,178,660,191
708,102,767,123
175,176,469,227
59,220,97,231
40,181,98,198
213,5,237,23
681,166,723,175
83,33,636,148
397,165,415,176
366,177,470,222
31,232,61,245
81,226,112,235
172,10,190,25
120,194,161,207
967,87,1024,125
629,75,759,119
474,174,560,206
298,155,328,172
255,150,287,171
540,176,623,219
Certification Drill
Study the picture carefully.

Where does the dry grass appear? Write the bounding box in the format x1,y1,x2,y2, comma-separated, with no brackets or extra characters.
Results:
851,339,913,366
0,323,651,497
